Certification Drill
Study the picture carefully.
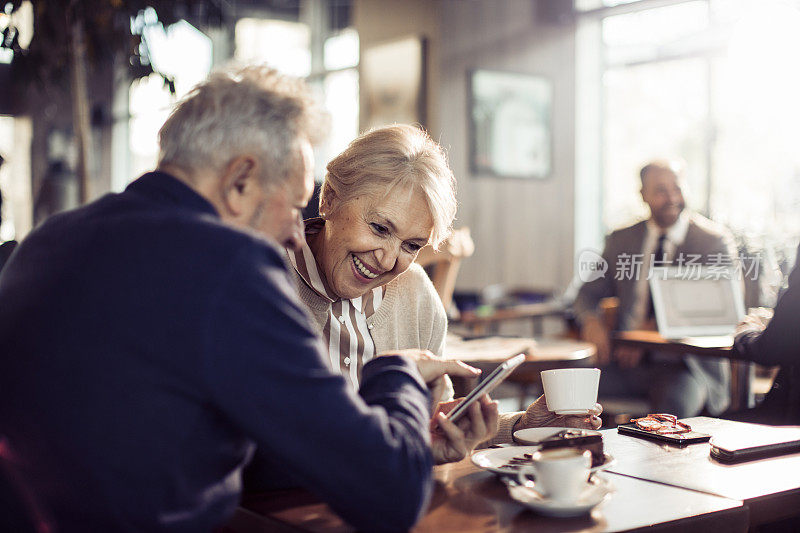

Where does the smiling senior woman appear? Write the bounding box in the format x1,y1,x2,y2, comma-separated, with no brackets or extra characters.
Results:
287,124,601,463
290,125,455,386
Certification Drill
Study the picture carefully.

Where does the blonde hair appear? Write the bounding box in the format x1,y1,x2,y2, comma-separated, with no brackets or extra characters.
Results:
321,124,457,248
158,66,325,186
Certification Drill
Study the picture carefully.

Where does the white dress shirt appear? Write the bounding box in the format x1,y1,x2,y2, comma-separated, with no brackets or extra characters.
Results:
631,211,691,328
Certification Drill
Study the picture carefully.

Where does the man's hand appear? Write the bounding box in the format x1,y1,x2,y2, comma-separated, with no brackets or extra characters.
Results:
515,395,602,432
735,307,773,337
614,345,644,369
581,316,611,365
430,395,499,464
377,349,480,384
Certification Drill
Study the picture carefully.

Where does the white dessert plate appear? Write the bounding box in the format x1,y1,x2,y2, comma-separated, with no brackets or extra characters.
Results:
471,446,615,476
513,426,600,445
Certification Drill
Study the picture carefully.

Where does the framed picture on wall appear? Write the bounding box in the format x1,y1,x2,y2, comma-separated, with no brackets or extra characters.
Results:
469,69,552,179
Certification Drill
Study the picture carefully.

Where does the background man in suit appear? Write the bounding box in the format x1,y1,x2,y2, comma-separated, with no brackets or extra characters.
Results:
574,160,737,417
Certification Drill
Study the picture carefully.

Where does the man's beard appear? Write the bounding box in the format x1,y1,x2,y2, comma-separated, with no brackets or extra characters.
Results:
248,200,266,231
655,204,684,226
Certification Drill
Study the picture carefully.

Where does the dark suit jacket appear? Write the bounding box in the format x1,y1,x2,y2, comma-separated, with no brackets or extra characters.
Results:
574,212,737,414
574,213,737,330
732,245,800,424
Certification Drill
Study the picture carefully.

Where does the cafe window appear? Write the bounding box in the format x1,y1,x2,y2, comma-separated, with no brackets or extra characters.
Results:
235,15,359,182
0,116,33,241
117,1,357,191
0,3,33,240
317,28,359,172
119,13,213,189
578,0,800,266
235,18,312,78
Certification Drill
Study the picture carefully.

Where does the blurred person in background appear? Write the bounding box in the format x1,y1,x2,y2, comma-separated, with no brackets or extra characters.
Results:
574,160,736,418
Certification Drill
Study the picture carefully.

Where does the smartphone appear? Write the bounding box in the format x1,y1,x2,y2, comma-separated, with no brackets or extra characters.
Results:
709,432,800,463
617,422,711,445
446,353,526,423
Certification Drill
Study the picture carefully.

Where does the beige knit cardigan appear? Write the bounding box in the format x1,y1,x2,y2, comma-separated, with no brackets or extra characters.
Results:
290,261,521,444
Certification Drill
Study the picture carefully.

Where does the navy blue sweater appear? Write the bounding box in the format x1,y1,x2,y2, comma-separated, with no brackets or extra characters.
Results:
0,172,433,532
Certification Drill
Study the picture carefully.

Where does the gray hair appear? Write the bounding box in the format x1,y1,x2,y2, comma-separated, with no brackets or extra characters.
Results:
321,124,457,249
158,66,325,186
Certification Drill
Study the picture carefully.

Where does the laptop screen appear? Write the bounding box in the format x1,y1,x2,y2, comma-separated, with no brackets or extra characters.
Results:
650,267,745,339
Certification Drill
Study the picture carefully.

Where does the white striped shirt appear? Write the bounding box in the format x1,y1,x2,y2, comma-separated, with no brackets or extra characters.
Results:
287,219,385,390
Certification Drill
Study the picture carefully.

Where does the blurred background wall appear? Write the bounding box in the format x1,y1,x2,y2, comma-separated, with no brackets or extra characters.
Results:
2,0,799,307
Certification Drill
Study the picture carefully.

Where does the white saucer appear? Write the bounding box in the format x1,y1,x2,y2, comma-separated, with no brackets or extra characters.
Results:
471,445,615,476
507,475,613,517
513,426,601,445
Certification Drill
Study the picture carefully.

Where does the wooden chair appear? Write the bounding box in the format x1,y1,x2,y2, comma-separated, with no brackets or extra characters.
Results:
599,297,620,331
575,297,650,424
562,296,619,339
428,257,462,312
417,227,474,315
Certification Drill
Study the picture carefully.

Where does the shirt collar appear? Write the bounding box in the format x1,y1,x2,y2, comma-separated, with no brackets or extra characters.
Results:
126,171,219,218
287,218,337,303
646,210,690,245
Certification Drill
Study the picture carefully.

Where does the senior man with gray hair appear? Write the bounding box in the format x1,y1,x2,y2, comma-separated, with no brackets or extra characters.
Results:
0,67,467,532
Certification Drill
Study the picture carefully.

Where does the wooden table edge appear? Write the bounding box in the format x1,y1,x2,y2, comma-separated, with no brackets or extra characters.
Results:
611,330,736,359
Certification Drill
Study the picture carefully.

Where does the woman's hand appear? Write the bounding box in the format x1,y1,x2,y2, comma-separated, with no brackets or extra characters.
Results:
515,395,602,432
430,396,499,465
377,349,480,384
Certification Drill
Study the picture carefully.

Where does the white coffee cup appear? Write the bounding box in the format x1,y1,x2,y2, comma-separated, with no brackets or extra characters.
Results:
517,448,591,503
540,368,601,415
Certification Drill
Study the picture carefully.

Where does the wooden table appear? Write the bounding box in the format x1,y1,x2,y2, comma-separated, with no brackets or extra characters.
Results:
444,335,596,404
453,301,566,337
232,416,800,532
445,335,595,369
611,330,734,359
603,416,800,528
236,454,745,532
611,330,754,411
